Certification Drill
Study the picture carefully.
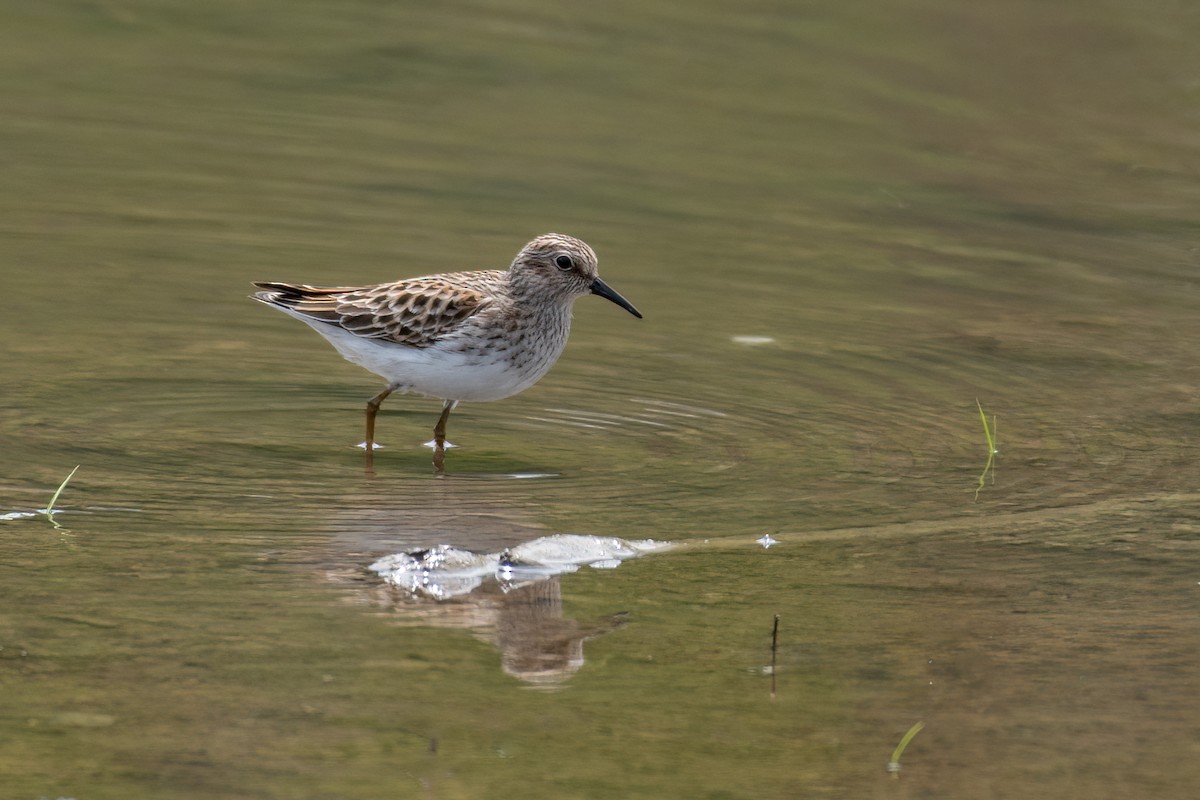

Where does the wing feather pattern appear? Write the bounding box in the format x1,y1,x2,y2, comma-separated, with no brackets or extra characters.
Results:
251,271,503,348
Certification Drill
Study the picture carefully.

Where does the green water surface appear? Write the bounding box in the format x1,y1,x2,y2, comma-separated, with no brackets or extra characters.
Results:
2,1,1199,798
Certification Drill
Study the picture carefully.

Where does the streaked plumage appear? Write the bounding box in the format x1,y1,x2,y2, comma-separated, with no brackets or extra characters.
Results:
250,273,499,348
251,233,641,469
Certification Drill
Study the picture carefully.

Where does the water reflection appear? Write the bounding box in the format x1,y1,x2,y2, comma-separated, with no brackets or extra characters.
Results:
364,574,630,687
318,482,668,685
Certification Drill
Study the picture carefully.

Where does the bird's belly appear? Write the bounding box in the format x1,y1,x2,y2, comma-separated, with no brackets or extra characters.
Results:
305,321,562,402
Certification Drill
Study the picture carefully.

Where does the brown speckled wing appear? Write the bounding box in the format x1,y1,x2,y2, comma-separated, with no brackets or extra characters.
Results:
252,271,503,347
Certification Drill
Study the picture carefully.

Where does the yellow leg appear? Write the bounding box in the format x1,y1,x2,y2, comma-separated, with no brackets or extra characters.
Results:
432,400,457,474
364,385,396,471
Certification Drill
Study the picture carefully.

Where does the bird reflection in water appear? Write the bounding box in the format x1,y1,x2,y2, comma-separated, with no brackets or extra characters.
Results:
319,486,669,686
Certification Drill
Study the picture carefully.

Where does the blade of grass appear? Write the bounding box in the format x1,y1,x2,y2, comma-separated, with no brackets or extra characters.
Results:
974,400,997,501
990,415,998,484
44,465,80,522
887,720,925,774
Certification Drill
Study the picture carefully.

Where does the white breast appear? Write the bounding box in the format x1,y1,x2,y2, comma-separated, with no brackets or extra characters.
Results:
289,311,571,403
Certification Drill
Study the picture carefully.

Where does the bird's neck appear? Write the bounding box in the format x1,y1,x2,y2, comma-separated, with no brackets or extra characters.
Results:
507,271,573,316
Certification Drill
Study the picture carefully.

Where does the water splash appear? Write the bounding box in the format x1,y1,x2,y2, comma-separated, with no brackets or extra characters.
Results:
369,534,672,600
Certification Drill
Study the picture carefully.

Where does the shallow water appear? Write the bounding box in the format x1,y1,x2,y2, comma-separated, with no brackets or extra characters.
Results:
2,1,1199,797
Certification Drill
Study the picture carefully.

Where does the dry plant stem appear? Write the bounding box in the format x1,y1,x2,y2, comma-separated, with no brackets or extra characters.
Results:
770,614,780,699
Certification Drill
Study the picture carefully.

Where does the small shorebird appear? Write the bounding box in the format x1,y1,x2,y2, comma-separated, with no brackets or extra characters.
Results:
251,233,641,469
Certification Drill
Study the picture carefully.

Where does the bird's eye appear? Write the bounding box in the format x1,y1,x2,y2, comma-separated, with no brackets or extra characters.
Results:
554,255,574,270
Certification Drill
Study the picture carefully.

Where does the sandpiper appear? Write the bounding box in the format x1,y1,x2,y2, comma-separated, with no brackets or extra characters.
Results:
251,233,641,468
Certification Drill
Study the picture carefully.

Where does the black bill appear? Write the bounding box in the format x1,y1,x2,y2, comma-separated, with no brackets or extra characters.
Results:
590,277,643,319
